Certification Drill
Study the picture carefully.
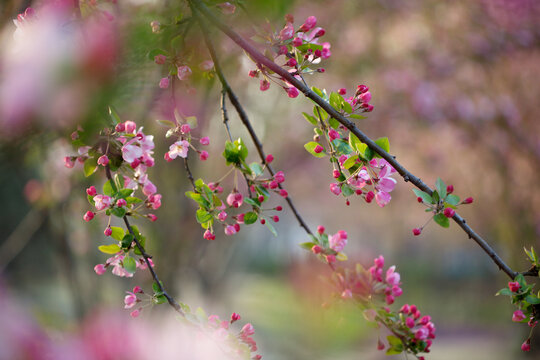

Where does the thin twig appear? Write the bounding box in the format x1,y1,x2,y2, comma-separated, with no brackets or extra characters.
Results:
191,0,520,279
184,156,196,190
105,165,184,316
194,8,312,235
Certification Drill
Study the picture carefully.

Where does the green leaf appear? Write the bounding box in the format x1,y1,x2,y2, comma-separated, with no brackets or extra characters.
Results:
121,234,134,249
117,189,133,198
236,138,248,162
265,220,278,237
244,212,258,225
83,157,98,177
87,194,95,206
342,155,359,170
386,335,403,355
436,178,447,200
433,213,450,228
154,295,167,304
495,288,513,296
413,189,433,204
329,92,341,109
244,197,260,207
196,209,213,224
123,256,137,274
110,227,124,241
302,112,318,126
103,180,114,196
304,142,326,158
185,191,208,207
313,105,328,121
98,244,121,254
342,184,354,197
332,139,353,155
445,194,460,206
328,117,339,129
114,173,124,190
156,119,176,128
152,281,163,295
299,242,316,250
250,162,263,176
126,196,142,204
342,99,353,114
349,114,367,120
374,137,390,154
526,295,540,305
387,335,402,347
186,116,198,129
111,207,126,218
108,106,122,125
311,86,324,98
432,190,440,203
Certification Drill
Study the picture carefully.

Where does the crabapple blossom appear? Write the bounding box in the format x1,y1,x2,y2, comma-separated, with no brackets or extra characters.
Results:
86,186,97,196
226,191,243,208
260,79,270,91
224,225,236,236
513,310,526,322
200,136,210,145
330,183,341,195
443,207,455,218
329,230,347,252
124,292,137,309
199,150,209,161
104,227,112,236
508,281,520,292
177,65,192,80
94,264,106,275
83,211,95,221
154,54,166,64
168,140,190,159
159,77,169,89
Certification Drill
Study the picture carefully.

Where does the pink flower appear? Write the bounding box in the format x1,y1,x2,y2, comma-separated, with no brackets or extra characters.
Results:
124,121,137,134
199,60,214,71
521,340,530,352
508,281,520,292
231,313,241,322
168,140,190,159
279,189,288,197
330,183,341,195
116,199,127,207
226,191,243,208
329,230,347,252
181,124,191,134
199,150,209,161
375,191,392,207
200,136,210,145
374,255,384,268
83,211,95,222
325,254,336,263
241,323,255,337
328,129,340,141
513,310,526,322
154,54,166,65
203,230,215,240
299,16,317,32
443,207,455,218
86,186,97,196
159,77,169,89
279,23,294,41
218,211,228,222
338,88,347,95
358,91,372,103
274,171,285,183
365,191,375,203
415,327,429,341
311,245,322,254
94,264,106,275
124,292,137,309
385,294,394,305
386,266,400,286
104,227,112,236
463,197,474,204
130,309,141,318
64,156,75,168
177,65,192,80
406,317,415,328
412,228,422,236
292,37,303,47
266,154,274,163
147,214,157,222
148,194,161,209
286,87,299,98
260,79,270,91
122,144,143,163
224,225,236,236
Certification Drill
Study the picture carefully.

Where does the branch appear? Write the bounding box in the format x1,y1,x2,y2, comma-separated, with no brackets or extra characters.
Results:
104,165,184,316
191,0,519,279
193,8,313,235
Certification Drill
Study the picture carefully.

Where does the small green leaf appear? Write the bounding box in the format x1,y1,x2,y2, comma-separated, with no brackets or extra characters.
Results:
156,119,176,127
244,197,260,207
350,114,367,120
152,281,163,294
436,178,447,200
304,142,326,158
108,106,122,125
302,112,318,126
433,213,450,228
446,194,460,206
110,227,124,241
114,173,124,190
111,207,126,218
495,288,513,296
103,180,114,196
84,157,98,177
342,155,359,170
526,295,540,305
311,86,324,97
117,189,133,198
196,209,213,224
250,162,263,176
413,189,433,204
374,137,390,153
244,212,258,225
342,99,353,114
328,117,339,129
342,184,354,197
186,116,198,129
332,139,353,154
432,190,440,203
123,256,137,274
126,196,142,204
121,234,134,249
265,219,278,237
154,295,167,304
98,244,121,254
299,242,316,250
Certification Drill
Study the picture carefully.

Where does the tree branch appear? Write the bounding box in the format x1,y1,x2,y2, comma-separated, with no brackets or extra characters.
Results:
190,0,520,279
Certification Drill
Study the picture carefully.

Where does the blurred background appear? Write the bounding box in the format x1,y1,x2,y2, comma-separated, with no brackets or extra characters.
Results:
1,0,539,359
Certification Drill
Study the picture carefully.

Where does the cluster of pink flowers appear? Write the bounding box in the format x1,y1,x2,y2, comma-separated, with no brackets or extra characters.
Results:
205,313,262,359
331,158,397,207
164,122,210,162
248,14,330,97
506,281,537,352
94,253,153,278
124,286,144,318
310,226,348,264
343,84,374,113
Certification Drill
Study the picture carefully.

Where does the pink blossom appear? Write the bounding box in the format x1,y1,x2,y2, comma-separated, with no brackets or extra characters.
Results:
513,310,526,322
159,77,169,89
241,323,255,337
338,88,346,95
330,183,341,195
274,171,285,183
329,230,347,252
104,227,112,236
226,191,243,208
224,225,236,236
148,213,157,222
374,255,384,268
154,54,166,65
392,285,403,297
463,197,474,204
415,327,429,341
385,294,395,305
64,156,75,168
292,37,303,47
521,340,530,352
299,16,317,32
124,121,137,134
260,79,270,91
199,60,214,71
177,65,192,80
325,254,336,263
279,189,288,197
148,194,161,209
328,129,340,141
413,228,422,236
116,199,127,207
130,309,141,318
311,245,322,254
199,136,210,145
94,264,106,275
375,190,392,207
406,317,415,328
365,191,375,203
508,281,520,292
386,266,400,286
199,150,209,161
86,186,97,196
124,292,137,309
218,211,228,222
142,180,157,196
266,154,274,163
314,144,324,153
168,140,190,159
279,23,294,41
443,207,455,218
181,124,191,133
83,211,95,222
358,91,372,103
122,144,143,163
203,230,215,240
